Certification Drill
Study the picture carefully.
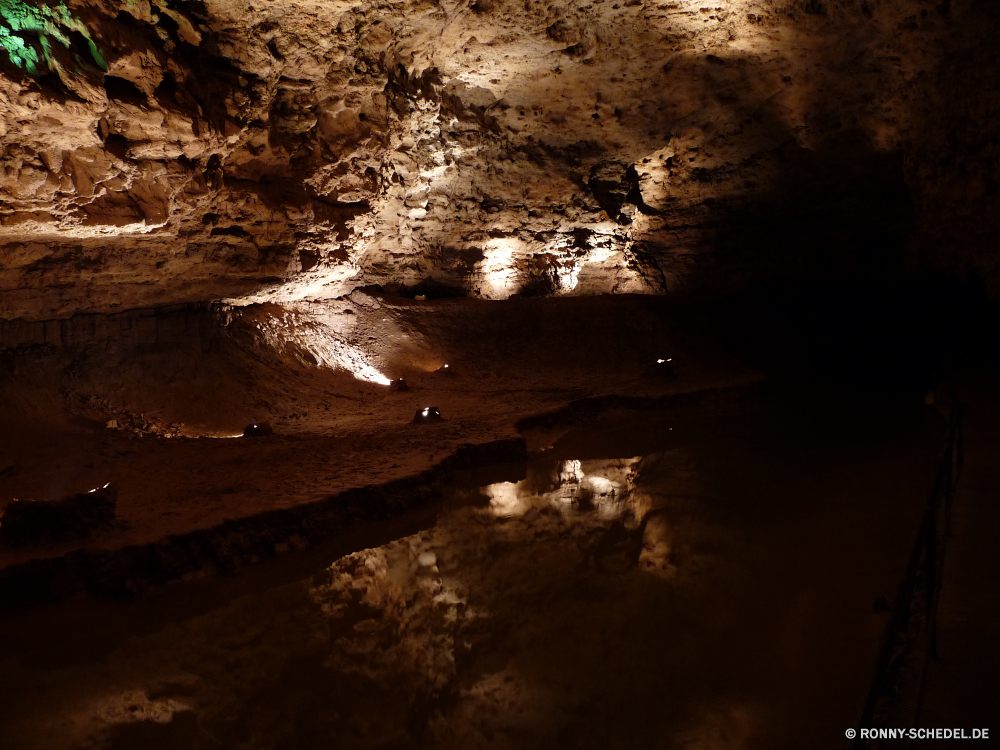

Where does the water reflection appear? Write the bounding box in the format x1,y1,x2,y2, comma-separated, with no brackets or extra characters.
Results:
0,395,946,750
485,457,638,520
300,453,682,747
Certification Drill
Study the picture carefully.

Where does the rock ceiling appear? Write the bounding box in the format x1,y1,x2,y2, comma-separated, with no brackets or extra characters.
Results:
1,0,998,321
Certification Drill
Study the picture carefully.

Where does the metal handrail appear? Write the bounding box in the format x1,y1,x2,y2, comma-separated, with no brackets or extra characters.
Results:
849,383,964,748
906,404,964,747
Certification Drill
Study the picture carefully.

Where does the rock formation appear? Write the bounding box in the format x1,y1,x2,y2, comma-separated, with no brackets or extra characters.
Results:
0,4,995,745
2,0,999,323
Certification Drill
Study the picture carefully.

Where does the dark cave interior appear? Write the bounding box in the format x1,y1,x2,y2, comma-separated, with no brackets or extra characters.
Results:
2,0,1000,748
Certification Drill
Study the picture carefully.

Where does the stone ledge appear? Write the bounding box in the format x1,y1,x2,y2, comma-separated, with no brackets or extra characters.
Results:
0,437,527,611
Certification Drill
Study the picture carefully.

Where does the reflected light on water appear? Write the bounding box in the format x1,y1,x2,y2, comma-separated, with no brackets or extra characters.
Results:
559,459,584,484
486,481,525,517
485,457,641,519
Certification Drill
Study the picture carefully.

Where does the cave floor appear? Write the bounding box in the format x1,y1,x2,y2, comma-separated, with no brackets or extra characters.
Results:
0,295,755,583
0,386,946,750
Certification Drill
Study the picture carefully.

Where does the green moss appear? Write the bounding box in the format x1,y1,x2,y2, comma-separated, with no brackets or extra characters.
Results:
0,0,107,78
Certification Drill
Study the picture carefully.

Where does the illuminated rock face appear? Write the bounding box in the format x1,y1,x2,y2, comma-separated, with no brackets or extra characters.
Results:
1,0,998,320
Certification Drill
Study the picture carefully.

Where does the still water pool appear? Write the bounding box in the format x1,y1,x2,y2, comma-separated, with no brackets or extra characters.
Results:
0,388,944,750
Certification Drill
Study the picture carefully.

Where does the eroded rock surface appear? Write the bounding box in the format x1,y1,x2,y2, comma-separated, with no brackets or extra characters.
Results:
2,0,999,321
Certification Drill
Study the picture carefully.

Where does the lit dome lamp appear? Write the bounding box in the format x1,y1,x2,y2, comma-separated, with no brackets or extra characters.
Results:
433,364,453,376
646,356,676,378
389,378,410,392
411,406,444,424
243,422,275,437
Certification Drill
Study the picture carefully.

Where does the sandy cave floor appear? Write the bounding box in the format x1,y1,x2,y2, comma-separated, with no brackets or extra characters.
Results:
0,294,754,572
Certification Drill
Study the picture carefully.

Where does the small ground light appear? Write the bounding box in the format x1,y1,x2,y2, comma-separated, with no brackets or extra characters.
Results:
412,406,444,423
648,357,676,378
243,423,274,437
389,378,409,392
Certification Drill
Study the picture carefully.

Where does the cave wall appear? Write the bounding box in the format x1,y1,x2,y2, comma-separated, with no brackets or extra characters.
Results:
1,0,998,321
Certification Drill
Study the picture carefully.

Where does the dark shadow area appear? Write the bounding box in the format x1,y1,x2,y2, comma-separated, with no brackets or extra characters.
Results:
107,6,261,132
390,278,468,299
103,74,147,103
209,225,256,241
711,271,1000,404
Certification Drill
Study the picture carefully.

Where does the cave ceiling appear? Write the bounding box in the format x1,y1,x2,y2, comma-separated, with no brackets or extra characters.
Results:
1,0,998,321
